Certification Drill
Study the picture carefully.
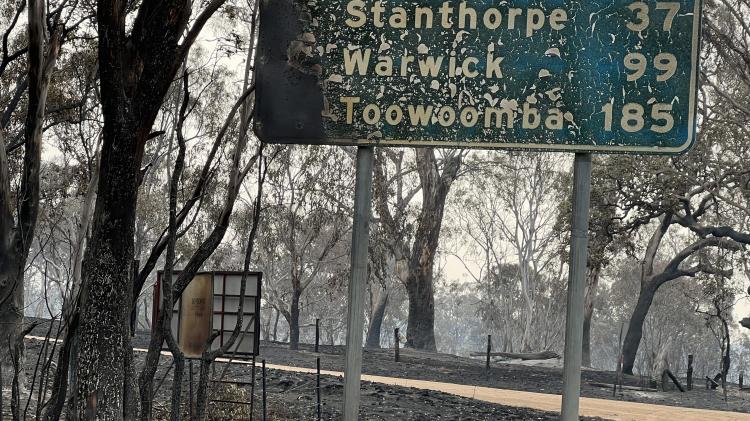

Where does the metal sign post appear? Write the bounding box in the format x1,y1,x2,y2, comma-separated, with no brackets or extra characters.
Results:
342,146,374,420
560,153,592,420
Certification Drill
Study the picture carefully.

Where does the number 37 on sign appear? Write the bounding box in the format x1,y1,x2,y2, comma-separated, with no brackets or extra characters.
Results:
254,0,703,154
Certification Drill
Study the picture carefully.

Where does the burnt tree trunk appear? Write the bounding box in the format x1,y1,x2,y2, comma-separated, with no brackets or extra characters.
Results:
273,308,280,341
77,117,142,418
582,266,601,367
622,281,659,375
581,311,593,367
405,270,437,350
75,1,222,418
404,149,462,351
289,290,301,350
621,214,671,376
365,288,388,349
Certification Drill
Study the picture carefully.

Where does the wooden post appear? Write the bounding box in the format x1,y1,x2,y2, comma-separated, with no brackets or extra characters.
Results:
740,372,744,390
316,357,322,421
262,359,267,421
486,335,492,370
315,318,320,353
394,328,400,363
250,355,257,421
687,354,693,391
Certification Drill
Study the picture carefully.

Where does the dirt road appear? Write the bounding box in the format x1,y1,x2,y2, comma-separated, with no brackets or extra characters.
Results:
251,360,750,421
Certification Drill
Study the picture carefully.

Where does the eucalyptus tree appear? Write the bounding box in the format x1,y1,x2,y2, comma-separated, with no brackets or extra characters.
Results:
261,145,353,350
368,149,419,348
597,125,750,375
371,148,464,351
594,254,731,378
0,0,81,390
402,149,464,350
702,0,750,121
448,156,512,348
461,153,564,352
72,0,244,417
690,250,743,394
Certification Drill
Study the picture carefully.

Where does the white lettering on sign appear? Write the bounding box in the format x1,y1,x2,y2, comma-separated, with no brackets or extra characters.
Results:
338,2,586,136
343,47,505,79
344,0,567,36
340,96,575,131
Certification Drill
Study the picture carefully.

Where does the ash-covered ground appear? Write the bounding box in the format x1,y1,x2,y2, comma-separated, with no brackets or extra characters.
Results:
12,320,750,419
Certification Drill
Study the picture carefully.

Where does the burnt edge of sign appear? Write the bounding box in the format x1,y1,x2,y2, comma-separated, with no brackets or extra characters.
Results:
254,0,326,143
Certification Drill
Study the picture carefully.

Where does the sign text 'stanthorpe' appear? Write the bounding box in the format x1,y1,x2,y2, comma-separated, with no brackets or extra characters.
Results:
255,0,702,154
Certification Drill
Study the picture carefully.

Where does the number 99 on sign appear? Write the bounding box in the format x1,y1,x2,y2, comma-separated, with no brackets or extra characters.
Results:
601,102,674,134
624,53,677,82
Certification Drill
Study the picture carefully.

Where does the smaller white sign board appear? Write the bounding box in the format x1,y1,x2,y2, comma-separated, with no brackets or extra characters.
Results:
154,271,263,358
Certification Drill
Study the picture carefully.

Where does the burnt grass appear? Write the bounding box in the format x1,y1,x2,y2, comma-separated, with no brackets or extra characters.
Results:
19,336,606,420
252,340,750,414
19,320,750,419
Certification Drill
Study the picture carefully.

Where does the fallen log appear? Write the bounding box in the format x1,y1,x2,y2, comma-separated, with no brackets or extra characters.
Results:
706,376,719,390
588,382,658,392
469,351,560,360
663,369,685,392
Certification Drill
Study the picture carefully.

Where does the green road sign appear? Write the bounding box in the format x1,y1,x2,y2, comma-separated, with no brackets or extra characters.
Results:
254,0,702,154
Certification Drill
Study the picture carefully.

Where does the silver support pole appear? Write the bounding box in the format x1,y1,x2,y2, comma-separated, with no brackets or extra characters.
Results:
560,153,592,421
342,146,375,420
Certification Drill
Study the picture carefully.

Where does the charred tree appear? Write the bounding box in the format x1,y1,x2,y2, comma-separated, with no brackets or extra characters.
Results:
404,149,462,351
370,150,414,349
621,213,743,375
75,1,225,418
365,287,388,348
582,266,601,367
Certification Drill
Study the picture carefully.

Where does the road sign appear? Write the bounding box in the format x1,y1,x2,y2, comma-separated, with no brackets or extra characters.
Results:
154,271,263,357
255,0,702,154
